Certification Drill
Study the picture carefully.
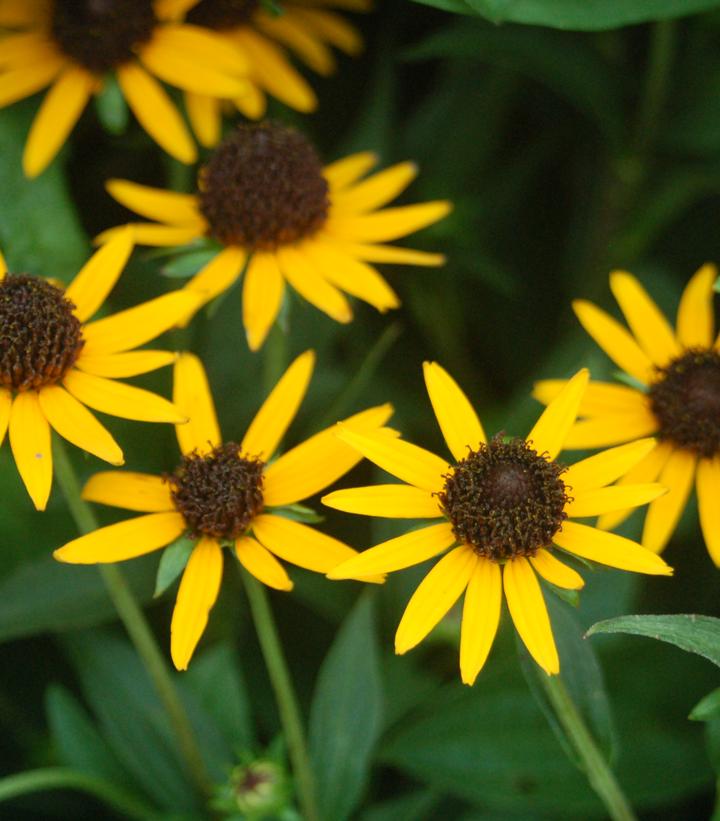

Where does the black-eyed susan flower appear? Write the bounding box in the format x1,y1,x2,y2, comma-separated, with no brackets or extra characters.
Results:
54,349,393,670
534,266,720,564
0,0,250,177
0,230,199,510
163,0,370,146
323,363,671,683
101,121,451,350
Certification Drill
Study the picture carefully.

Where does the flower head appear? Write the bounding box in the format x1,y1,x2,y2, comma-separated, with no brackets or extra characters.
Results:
0,231,197,510
0,0,250,176
534,266,720,563
54,349,393,670
101,121,452,350
324,363,671,683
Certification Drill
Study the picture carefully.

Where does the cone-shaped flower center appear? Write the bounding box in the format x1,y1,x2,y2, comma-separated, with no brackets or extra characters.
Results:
51,0,157,73
439,435,570,561
0,275,84,391
168,442,265,540
649,349,720,457
199,122,330,251
186,0,259,29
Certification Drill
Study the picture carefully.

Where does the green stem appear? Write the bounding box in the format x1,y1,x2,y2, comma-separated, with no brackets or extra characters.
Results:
632,20,676,160
0,768,157,820
52,439,212,799
541,675,636,821
240,570,319,821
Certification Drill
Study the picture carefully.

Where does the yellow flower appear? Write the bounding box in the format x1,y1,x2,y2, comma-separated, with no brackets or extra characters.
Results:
534,265,720,563
101,121,452,350
54,349,393,670
165,0,371,146
0,0,249,177
323,363,671,683
0,230,199,510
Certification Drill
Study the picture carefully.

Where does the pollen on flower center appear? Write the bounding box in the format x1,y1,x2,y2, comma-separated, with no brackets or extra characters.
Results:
0,275,84,391
186,0,260,29
51,0,157,74
438,435,570,561
168,442,265,540
198,122,330,251
649,348,720,458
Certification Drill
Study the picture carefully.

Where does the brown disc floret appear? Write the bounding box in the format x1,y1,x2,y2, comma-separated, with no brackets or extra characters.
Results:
186,0,260,29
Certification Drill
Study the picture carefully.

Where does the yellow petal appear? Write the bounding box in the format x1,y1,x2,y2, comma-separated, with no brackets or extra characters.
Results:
526,368,588,459
263,403,394,506
697,456,720,567
235,536,293,591
327,522,456,580
423,361,485,461
562,407,658,450
63,370,186,423
173,352,221,456
233,81,266,119
77,350,176,379
335,426,448,493
105,179,202,226
530,549,584,590
65,228,134,322
38,385,123,465
337,242,445,267
553,521,672,575
564,438,658,491
459,557,501,685
676,263,716,349
23,65,94,178
117,62,197,164
322,483,441,519
184,91,221,148
395,546,476,655
290,7,363,55
0,54,65,108
9,392,52,511
642,447,696,554
184,246,247,322
96,223,202,248
323,151,377,190
567,483,666,518
327,201,452,243
256,12,336,75
171,536,223,670
0,248,6,278
276,246,353,324
533,378,647,417
154,0,198,20
54,512,185,563
241,350,314,460
573,299,654,385
610,271,680,367
0,389,12,446
243,252,285,351
332,162,419,214
82,471,174,512
503,557,559,675
150,24,249,75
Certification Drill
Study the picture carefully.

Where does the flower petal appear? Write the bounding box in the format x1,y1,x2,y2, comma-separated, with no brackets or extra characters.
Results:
530,549,584,590
327,201,452,243
241,350,314,460
697,456,720,567
323,151,377,190
0,388,12,446
423,361,485,461
566,483,666,518
276,246,352,323
642,447,696,554
82,471,174,512
235,535,293,591
105,179,202,226
533,379,647,417
564,438,658,491
562,408,658,450
332,162,419,213
0,53,65,108
526,368,588,459
290,7,363,55
395,545,476,655
173,352,221,456
77,350,176,378
676,263,716,349
96,223,202,247
54,512,185,563
9,391,52,511
503,557,559,675
184,246,247,321
184,91,221,148
256,11,336,75
171,536,223,671
242,252,285,351
459,557,501,685
337,242,445,267
323,483,441,519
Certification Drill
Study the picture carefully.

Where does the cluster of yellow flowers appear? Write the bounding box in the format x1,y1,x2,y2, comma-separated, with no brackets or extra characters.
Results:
0,0,718,687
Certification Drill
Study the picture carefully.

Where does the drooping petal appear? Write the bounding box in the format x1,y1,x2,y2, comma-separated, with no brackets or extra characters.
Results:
423,361,485,461
290,7,363,55
82,471,174,512
173,352,221,456
233,82,266,119
526,368,588,459
54,512,185,563
697,456,720,567
77,350,176,379
0,389,12,446
503,557,559,675
327,522,456,579
332,162,419,213
533,379,648,417
256,12,336,75
322,483,441,519
171,536,223,671
395,546,476,655
563,438,658,491
530,549,584,590
9,392,52,511
235,536,293,591
566,483,666,518
459,557,501,685
242,252,285,351
553,521,672,575
105,179,203,226
184,246,247,321
184,91,221,148
642,448,696,554
276,246,352,323
241,350,314,460
562,408,658,450
326,201,452,243
0,54,65,108
323,151,377,190
676,263,716,349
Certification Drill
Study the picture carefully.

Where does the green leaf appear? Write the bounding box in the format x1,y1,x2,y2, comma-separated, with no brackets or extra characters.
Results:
309,591,383,821
270,503,324,525
160,249,218,278
94,75,129,135
691,688,720,722
587,614,720,668
154,536,195,598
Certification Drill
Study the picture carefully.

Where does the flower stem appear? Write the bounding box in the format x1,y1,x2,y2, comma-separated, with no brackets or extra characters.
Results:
541,674,636,821
52,438,212,799
240,570,319,821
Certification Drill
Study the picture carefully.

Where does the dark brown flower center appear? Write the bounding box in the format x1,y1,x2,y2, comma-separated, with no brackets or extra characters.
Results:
199,122,330,251
438,435,570,561
51,0,157,74
0,275,84,391
186,0,260,29
168,442,265,540
649,348,720,458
